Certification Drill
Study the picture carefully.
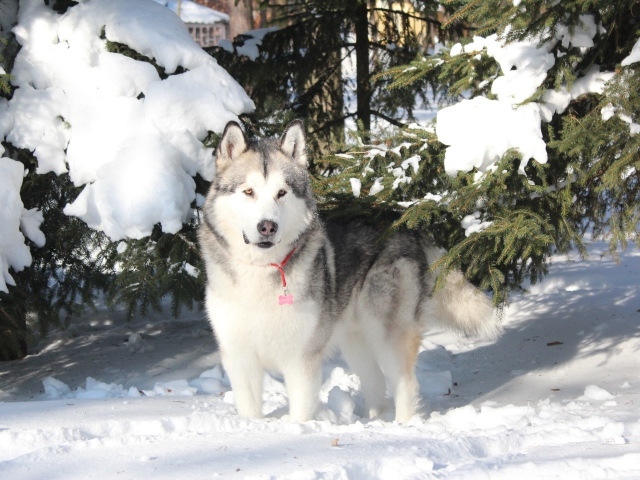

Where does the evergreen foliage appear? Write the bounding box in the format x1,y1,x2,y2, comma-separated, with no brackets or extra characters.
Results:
318,0,640,304
0,142,114,360
104,223,205,322
0,6,214,359
2,0,638,358
212,0,469,158
0,149,211,359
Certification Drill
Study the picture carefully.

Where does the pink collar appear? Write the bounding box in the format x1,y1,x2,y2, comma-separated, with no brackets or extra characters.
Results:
269,248,296,288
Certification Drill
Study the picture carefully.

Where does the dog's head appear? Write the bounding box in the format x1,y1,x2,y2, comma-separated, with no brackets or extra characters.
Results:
204,121,316,261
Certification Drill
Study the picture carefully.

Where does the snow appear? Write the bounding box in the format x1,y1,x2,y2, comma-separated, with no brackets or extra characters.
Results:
0,0,253,243
540,66,615,122
349,178,361,197
449,32,556,105
0,0,253,290
0,157,37,292
154,0,230,24
461,211,494,237
439,16,616,177
1,239,639,478
369,177,385,195
402,154,421,174
19,207,46,248
621,37,640,66
485,33,555,105
62,134,197,239
600,104,640,136
437,97,547,175
219,27,279,61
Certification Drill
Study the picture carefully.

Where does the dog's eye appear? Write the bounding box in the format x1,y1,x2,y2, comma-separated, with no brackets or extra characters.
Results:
277,189,287,199
243,188,254,197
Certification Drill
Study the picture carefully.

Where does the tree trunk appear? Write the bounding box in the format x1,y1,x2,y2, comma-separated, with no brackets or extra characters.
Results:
354,0,371,135
226,0,253,39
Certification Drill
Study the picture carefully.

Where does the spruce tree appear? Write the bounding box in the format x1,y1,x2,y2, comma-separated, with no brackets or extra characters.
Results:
213,0,469,157
0,0,217,359
317,0,640,304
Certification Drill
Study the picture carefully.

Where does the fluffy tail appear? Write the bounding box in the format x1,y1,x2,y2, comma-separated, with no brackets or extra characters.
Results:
425,246,502,341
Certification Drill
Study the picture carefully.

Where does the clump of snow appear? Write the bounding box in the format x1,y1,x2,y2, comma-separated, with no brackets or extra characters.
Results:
143,379,197,397
41,376,71,399
557,15,599,49
449,31,556,105
487,34,555,105
601,103,617,121
401,154,421,174
317,366,364,423
439,16,615,177
449,43,463,56
540,66,615,121
365,147,387,159
0,157,44,293
127,333,154,354
182,262,200,278
154,0,229,24
415,342,455,397
326,387,357,423
63,134,197,239
0,0,254,242
116,241,128,254
19,208,46,248
621,37,640,67
387,162,412,189
581,384,616,401
369,177,384,195
190,365,230,394
601,105,640,136
349,178,361,197
390,142,412,155
424,192,443,202
461,211,494,237
43,376,141,400
219,27,278,61
617,114,640,136
437,98,547,175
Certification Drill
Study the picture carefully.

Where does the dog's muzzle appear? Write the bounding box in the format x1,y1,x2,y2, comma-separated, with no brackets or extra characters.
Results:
243,219,279,248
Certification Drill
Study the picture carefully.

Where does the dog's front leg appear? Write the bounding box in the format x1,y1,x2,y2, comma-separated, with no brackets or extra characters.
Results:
223,352,264,418
283,355,322,422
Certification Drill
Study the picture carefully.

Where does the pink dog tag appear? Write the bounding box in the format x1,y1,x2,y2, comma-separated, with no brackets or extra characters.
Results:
271,249,296,307
278,294,294,305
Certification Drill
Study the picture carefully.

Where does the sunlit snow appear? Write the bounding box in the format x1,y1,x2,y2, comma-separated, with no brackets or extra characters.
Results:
438,15,616,177
0,0,253,242
1,240,639,478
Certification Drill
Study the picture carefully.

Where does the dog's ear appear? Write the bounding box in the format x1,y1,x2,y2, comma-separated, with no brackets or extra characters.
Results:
280,120,307,167
216,121,247,173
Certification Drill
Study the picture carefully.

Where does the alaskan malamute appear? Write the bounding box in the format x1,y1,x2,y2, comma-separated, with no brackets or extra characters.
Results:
199,121,501,422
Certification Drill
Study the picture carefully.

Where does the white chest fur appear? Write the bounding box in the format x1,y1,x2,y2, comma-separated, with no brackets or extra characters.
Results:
205,260,320,372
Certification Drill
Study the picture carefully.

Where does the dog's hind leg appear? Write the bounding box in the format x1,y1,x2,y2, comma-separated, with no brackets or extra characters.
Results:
376,329,422,423
339,331,387,418
223,352,265,418
283,354,322,422
359,258,424,423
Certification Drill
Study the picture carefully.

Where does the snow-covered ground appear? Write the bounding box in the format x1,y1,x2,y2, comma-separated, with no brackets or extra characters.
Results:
1,239,639,479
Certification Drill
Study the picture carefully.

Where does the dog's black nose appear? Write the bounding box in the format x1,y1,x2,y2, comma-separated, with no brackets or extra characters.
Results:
257,220,278,237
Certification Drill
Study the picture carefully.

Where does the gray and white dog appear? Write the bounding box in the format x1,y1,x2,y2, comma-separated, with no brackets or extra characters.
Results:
199,121,501,423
